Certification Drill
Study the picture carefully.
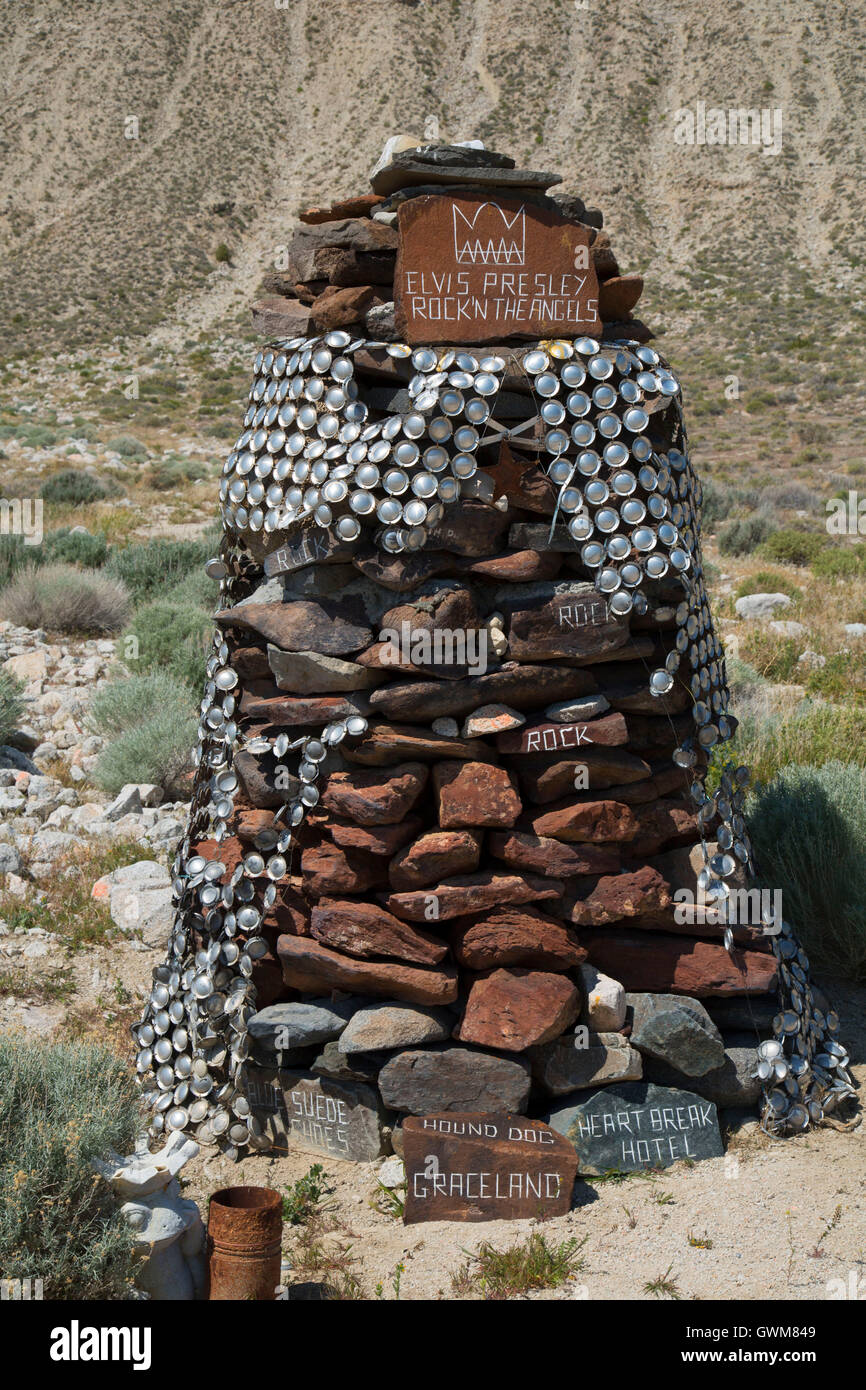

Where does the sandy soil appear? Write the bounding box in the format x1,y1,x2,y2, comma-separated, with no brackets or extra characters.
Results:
179,975,865,1303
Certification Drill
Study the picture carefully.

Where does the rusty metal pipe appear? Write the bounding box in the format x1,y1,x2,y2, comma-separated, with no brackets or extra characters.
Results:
206,1185,283,1300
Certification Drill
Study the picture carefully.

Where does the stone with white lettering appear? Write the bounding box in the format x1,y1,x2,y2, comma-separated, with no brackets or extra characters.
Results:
402,1112,578,1223
546,1081,724,1175
394,194,600,345
244,1066,387,1161
263,527,356,577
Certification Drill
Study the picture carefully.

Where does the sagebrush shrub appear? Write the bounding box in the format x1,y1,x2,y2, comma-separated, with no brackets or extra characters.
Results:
0,1038,140,1299
123,596,212,687
92,705,198,795
40,470,109,504
759,527,826,567
748,761,866,981
0,565,130,634
718,515,776,556
87,670,196,739
105,536,214,602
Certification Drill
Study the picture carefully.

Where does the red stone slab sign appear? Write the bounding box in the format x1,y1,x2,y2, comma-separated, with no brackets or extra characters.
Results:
402,1112,578,1223
395,195,600,345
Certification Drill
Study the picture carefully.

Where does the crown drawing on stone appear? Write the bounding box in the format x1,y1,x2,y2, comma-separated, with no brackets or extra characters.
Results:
452,201,526,265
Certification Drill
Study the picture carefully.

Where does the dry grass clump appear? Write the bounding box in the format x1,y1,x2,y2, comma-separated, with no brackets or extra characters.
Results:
0,564,130,634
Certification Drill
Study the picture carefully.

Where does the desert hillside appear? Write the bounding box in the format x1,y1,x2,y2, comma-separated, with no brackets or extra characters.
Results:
1,0,864,352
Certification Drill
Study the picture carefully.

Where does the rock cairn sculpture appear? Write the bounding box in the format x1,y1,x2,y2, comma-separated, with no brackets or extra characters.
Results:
132,140,853,1161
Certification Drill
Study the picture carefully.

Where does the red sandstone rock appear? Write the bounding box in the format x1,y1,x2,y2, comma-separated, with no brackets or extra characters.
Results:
382,870,563,923
389,830,482,891
630,799,701,855
217,597,371,656
341,723,495,766
488,829,621,878
251,297,311,337
566,865,672,926
514,749,652,803
496,712,628,754
369,664,597,721
277,934,458,1005
451,906,587,971
309,898,448,965
320,762,428,826
581,930,778,997
528,799,639,843
324,815,424,856
455,969,581,1052
462,549,563,582
599,274,644,320
301,841,388,896
433,760,522,829
310,283,379,329
298,194,386,223
239,691,372,725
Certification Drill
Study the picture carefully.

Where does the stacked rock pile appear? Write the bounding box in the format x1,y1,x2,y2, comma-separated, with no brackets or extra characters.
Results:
131,138,852,1162
254,140,647,345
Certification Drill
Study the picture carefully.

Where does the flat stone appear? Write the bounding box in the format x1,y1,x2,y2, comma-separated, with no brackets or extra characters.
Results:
530,1031,642,1095
233,750,299,810
528,798,639,843
382,870,562,923
462,549,563,583
277,935,458,1005
299,193,385,223
303,245,395,287
768,620,806,638
598,274,643,319
734,593,792,620
251,297,312,337
580,930,778,997
311,1040,383,1085
288,218,398,277
516,749,652,804
644,1033,763,1108
567,865,673,927
497,711,627,755
320,762,428,825
263,528,356,577
456,968,581,1052
378,1047,532,1114
451,905,586,971
502,584,629,662
217,597,371,656
389,829,481,891
311,284,380,329
544,692,614,722
301,841,388,896
239,686,372,725
488,829,620,878
630,799,700,856
374,158,560,197
323,815,423,856
267,646,382,694
103,783,143,821
461,704,525,737
248,999,361,1052
433,760,522,829
369,663,596,721
547,1081,724,1174
425,500,511,557
402,1113,577,1224
338,1002,453,1054
627,993,726,1077
246,1067,386,1161
310,898,448,965
341,723,495,766
580,965,626,1031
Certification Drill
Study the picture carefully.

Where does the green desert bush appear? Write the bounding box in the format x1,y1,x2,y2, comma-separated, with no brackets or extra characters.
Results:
811,545,866,580
722,701,866,784
699,479,737,530
92,703,198,795
0,565,130,634
735,570,801,602
45,528,109,569
0,1038,140,1299
0,670,25,744
40,470,109,505
718,514,776,556
748,761,866,981
87,670,196,739
105,536,213,602
759,527,826,567
124,596,213,689
760,482,818,511
145,456,206,491
106,434,147,458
